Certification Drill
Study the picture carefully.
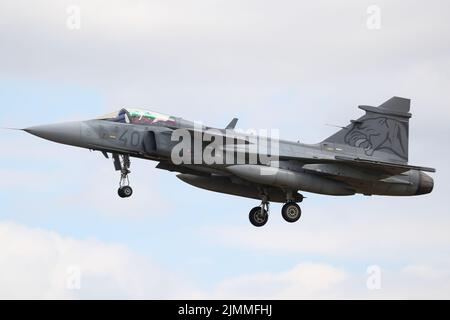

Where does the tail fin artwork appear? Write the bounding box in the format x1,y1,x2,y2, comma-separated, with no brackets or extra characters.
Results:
322,97,411,163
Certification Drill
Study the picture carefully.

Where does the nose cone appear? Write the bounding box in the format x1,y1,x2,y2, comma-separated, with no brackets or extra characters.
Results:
416,172,434,195
25,121,82,147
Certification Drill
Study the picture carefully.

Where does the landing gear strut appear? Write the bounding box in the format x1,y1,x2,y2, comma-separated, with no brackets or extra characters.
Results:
113,153,133,198
249,196,270,227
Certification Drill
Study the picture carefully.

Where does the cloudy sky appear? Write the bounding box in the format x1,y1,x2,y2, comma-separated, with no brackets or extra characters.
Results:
0,0,449,299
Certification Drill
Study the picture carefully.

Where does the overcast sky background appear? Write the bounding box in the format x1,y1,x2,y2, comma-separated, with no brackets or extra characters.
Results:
0,0,449,299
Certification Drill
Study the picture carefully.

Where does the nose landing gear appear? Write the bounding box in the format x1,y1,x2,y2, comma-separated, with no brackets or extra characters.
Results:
113,153,133,198
118,185,133,198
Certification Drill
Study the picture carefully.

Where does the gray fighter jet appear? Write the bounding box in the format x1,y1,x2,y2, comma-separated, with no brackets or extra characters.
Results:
20,96,435,227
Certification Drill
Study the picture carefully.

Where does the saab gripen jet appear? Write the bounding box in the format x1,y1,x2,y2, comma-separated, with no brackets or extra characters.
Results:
16,96,435,227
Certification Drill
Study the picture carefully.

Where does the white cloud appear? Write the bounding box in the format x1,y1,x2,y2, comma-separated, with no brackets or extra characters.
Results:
401,265,450,280
207,198,450,261
2,221,450,299
214,263,347,299
2,0,449,94
214,262,450,299
0,221,200,299
213,262,450,299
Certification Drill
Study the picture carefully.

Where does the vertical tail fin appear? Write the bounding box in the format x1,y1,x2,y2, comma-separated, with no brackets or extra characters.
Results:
322,97,411,163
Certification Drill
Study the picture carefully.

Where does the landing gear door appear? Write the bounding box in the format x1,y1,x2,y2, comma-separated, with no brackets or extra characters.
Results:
143,131,157,154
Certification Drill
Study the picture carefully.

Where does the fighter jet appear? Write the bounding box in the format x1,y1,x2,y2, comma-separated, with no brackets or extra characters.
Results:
18,96,434,227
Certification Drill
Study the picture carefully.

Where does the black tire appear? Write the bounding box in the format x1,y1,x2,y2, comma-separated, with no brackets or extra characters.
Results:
282,202,301,223
121,186,133,198
118,188,125,198
249,206,268,227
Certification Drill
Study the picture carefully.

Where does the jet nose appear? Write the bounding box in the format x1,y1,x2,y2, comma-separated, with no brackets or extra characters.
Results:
25,121,82,147
416,172,434,195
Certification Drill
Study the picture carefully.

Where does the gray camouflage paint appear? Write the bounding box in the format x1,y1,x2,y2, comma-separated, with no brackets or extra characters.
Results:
24,96,435,203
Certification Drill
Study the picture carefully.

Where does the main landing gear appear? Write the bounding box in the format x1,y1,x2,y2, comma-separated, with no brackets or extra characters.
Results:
249,197,270,227
281,202,301,223
248,193,304,227
113,153,133,198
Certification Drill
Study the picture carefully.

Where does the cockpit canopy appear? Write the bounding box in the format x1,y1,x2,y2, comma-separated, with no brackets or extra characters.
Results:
97,108,177,126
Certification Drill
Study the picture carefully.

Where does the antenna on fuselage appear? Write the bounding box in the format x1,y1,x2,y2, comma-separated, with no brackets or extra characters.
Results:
325,123,346,129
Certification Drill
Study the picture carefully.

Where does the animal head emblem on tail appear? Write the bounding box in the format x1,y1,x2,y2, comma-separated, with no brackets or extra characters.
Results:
344,117,408,160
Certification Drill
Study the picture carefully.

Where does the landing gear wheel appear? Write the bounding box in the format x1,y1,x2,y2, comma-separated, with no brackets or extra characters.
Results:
118,186,133,198
249,206,268,227
113,154,134,198
282,202,301,223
